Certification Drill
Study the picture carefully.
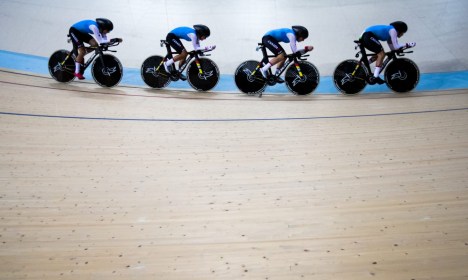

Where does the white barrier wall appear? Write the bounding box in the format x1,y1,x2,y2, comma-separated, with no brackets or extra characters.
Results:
1,0,467,75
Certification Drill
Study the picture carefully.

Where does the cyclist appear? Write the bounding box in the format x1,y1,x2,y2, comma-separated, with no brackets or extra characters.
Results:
163,24,216,80
361,21,416,84
69,18,123,80
260,26,313,83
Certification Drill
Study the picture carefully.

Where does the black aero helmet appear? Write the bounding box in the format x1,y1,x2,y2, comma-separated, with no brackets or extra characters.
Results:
390,21,408,33
292,25,309,39
96,18,113,32
193,24,210,38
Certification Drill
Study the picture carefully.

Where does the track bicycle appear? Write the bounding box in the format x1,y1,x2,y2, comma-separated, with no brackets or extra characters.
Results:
48,37,123,87
333,39,419,94
234,43,320,97
141,40,220,91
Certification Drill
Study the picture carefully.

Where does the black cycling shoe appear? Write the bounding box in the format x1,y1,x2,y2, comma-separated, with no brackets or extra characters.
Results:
275,76,285,84
179,73,187,81
374,77,385,85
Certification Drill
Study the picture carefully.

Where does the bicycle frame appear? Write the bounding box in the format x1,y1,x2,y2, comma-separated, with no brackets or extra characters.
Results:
352,40,413,80
159,40,212,76
251,43,309,80
61,41,119,72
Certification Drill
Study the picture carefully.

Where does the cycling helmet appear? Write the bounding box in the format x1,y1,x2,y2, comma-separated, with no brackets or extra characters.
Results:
96,18,114,32
292,25,309,39
390,21,408,33
193,24,211,38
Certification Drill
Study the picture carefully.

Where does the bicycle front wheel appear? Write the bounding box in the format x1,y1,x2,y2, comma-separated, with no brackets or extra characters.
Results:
384,58,420,93
285,61,320,95
91,54,123,88
141,55,171,89
187,58,220,91
234,60,266,95
48,49,75,83
333,59,368,95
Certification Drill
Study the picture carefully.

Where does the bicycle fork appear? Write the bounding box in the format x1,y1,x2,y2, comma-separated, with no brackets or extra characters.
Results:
351,62,362,78
193,58,215,80
61,52,73,67
292,61,304,78
250,63,263,77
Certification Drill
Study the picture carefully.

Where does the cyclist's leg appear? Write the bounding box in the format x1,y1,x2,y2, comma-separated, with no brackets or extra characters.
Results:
362,32,385,84
274,54,287,71
176,50,188,69
261,35,285,78
69,27,90,79
165,33,187,69
87,38,98,52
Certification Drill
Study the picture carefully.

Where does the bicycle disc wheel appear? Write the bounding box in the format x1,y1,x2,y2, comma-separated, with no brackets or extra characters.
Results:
384,58,420,93
333,59,368,95
48,49,75,83
186,58,220,91
234,60,267,95
91,54,123,87
141,55,171,89
285,61,320,95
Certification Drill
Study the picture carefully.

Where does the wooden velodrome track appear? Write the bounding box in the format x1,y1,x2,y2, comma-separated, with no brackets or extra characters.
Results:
1,69,467,279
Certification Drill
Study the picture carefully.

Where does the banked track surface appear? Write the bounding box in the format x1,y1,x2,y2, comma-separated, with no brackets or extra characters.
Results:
0,70,467,279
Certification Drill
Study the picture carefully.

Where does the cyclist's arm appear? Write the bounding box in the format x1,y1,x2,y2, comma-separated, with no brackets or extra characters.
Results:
188,33,203,50
89,24,110,45
387,28,404,50
287,33,298,53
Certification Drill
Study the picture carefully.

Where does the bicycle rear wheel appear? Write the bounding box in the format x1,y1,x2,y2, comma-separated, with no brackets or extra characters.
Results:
91,54,123,87
48,49,75,83
187,58,220,91
141,55,171,89
234,60,267,95
333,59,368,95
285,61,320,95
384,58,420,93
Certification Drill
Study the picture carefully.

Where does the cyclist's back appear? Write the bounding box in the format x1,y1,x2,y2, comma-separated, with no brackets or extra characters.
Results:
364,25,393,41
265,28,293,43
169,27,195,42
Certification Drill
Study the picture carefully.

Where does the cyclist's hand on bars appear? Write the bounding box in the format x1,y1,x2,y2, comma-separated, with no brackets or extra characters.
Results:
296,49,306,56
406,42,416,48
296,46,314,56
304,45,314,52
110,38,123,44
204,45,216,51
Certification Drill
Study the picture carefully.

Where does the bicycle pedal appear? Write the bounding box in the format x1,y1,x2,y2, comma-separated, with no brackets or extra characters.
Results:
375,77,385,85
276,76,285,84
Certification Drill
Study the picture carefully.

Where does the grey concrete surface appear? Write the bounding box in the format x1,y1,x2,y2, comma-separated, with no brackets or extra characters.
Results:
1,0,467,75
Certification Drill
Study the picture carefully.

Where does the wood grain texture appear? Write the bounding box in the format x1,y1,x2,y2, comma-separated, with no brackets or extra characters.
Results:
1,71,467,279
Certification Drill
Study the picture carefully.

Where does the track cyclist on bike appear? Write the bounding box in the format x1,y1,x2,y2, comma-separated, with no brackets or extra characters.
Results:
69,18,122,80
163,24,216,80
361,21,416,84
260,26,313,83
